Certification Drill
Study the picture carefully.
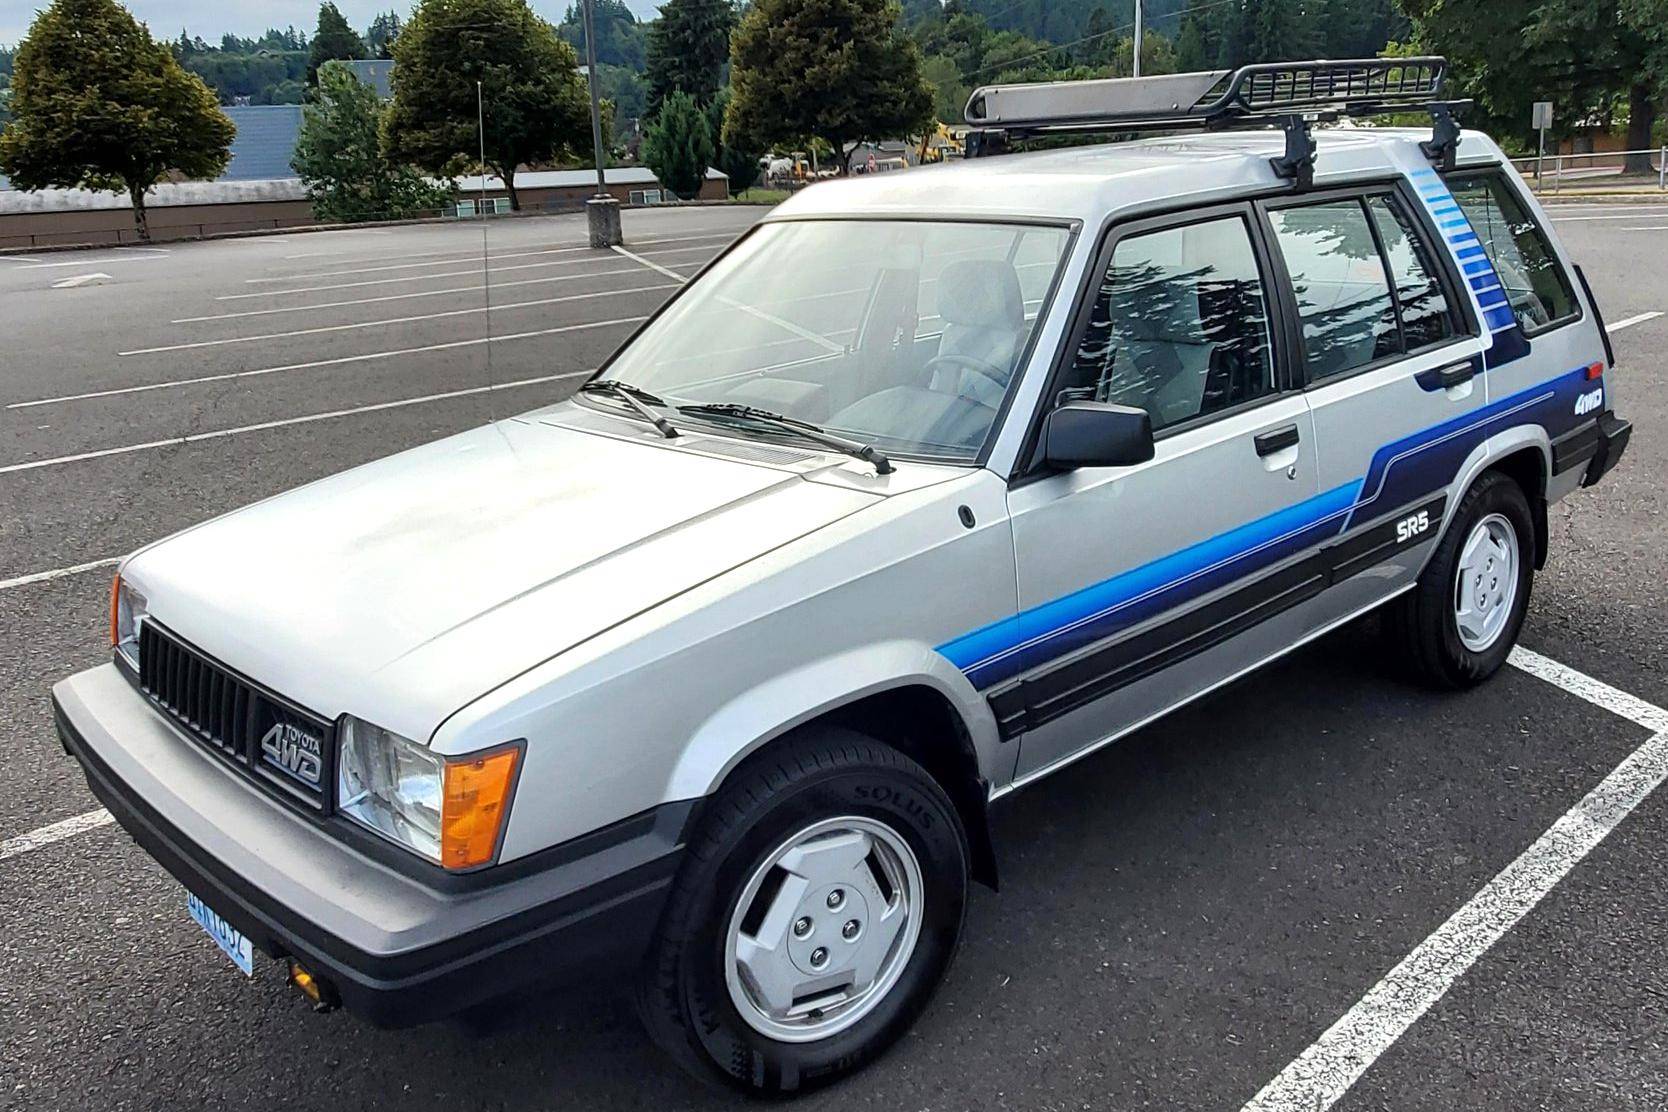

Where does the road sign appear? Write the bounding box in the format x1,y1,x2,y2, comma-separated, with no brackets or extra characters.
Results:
1532,102,1554,183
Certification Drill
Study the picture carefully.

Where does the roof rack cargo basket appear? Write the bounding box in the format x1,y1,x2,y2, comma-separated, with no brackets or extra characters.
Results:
962,57,1468,185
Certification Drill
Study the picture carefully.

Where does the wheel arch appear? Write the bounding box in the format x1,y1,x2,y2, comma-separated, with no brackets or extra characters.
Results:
669,653,1002,890
1444,425,1551,570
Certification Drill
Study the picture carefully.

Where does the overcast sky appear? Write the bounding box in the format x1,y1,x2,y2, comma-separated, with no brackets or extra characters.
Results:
0,0,663,47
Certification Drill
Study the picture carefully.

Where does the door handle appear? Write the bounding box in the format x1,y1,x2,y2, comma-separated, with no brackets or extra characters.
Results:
1436,361,1475,389
1254,423,1301,457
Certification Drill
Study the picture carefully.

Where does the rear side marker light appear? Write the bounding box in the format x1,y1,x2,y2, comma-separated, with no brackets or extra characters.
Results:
1585,362,1604,380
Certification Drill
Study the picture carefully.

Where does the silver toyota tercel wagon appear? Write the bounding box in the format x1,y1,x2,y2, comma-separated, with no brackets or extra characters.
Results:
56,59,1632,1094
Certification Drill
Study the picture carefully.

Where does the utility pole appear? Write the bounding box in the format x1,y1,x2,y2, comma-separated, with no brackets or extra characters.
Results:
581,0,622,246
1133,0,1144,78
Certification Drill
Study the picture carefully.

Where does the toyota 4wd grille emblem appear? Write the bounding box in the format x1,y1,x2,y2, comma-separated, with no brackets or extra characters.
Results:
260,721,324,787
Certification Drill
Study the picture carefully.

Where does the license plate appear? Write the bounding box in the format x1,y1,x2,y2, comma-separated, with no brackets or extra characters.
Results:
187,891,254,977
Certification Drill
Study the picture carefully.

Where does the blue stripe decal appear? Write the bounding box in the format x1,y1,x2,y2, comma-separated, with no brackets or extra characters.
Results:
939,368,1594,691
1485,306,1518,330
1439,217,1470,230
1464,259,1493,276
1476,287,1509,309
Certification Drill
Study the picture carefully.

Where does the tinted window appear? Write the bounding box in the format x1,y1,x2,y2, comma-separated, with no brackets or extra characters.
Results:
1062,215,1275,431
1448,173,1578,331
1368,195,1456,350
1269,200,1399,381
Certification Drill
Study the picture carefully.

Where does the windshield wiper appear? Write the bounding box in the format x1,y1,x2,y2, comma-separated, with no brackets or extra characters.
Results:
676,403,894,475
579,379,679,439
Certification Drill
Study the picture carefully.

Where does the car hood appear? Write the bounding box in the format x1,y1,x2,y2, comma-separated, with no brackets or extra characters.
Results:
127,410,884,742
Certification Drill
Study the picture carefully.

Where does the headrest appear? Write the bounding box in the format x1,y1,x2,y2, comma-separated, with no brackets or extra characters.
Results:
938,259,1023,329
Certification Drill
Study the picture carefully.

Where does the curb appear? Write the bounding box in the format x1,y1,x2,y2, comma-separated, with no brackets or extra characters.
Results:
0,199,773,259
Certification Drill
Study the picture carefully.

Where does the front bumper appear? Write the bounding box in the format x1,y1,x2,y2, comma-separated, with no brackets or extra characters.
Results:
55,663,688,1027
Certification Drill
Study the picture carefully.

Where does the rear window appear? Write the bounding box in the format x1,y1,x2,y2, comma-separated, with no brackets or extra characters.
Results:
1446,172,1578,333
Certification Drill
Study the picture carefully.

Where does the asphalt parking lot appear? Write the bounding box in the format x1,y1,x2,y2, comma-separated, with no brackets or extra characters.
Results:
2,199,1666,1111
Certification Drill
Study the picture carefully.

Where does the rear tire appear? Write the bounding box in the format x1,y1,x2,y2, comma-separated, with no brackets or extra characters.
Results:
1387,469,1535,688
638,728,969,1096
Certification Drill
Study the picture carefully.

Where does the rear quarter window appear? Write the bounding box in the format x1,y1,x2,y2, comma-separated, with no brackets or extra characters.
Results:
1446,172,1579,333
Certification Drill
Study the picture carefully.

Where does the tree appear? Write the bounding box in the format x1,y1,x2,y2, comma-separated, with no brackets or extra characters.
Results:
0,0,234,242
706,88,761,192
295,65,453,222
308,2,367,85
727,0,935,174
558,0,647,71
383,0,591,211
643,90,713,197
1406,0,1664,168
365,11,404,59
644,0,734,117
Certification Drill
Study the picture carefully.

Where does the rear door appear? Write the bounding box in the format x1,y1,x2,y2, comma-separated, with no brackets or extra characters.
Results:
995,203,1327,782
1259,183,1486,627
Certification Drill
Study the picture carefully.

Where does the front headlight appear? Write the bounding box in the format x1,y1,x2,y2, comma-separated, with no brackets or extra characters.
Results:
110,575,148,670
337,716,520,870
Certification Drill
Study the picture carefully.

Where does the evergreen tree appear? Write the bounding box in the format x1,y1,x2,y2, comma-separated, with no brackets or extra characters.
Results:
644,0,734,117
706,88,761,192
0,0,234,242
643,90,714,197
365,11,404,59
308,2,366,85
1174,14,1212,72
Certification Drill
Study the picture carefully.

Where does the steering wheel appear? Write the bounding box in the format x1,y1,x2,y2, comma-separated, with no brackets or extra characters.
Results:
922,352,1012,399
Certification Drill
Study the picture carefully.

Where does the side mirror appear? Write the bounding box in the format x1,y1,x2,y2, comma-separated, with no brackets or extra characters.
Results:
1042,401,1155,469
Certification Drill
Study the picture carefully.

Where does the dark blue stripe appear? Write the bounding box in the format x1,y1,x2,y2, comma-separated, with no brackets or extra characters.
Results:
940,368,1594,690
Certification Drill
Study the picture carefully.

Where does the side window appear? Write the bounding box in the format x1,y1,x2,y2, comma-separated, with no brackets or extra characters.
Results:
1062,215,1276,432
1368,195,1457,351
1447,172,1578,332
1268,199,1399,381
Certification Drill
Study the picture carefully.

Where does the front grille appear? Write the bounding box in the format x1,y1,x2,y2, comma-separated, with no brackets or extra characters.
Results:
137,622,334,810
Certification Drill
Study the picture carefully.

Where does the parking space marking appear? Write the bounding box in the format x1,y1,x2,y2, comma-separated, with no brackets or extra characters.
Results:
0,557,121,593
172,264,692,323
0,369,592,475
120,282,676,355
9,317,642,410
611,244,691,282
221,244,718,300
0,809,114,862
1241,649,1668,1112
1607,311,1663,333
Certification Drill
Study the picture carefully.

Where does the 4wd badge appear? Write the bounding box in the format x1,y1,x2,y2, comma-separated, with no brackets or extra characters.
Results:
260,722,323,787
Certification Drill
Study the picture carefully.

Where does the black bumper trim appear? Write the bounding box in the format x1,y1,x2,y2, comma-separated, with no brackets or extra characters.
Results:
56,688,684,1027
1583,412,1631,487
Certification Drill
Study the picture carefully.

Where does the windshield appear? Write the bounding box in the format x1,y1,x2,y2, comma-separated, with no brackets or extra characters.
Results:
595,219,1073,463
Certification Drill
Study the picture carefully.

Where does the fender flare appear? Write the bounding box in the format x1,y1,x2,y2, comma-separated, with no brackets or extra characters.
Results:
1426,423,1551,570
666,641,1002,805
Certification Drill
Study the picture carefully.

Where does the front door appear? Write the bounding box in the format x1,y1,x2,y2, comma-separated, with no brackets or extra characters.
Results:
997,205,1327,782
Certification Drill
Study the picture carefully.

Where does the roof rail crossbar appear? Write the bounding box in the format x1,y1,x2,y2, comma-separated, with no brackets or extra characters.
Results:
962,57,1467,184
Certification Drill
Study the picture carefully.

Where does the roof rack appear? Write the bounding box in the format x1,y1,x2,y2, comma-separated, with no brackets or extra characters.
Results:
962,57,1469,188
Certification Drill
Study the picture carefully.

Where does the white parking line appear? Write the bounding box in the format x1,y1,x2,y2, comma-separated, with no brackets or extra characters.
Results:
1241,647,1668,1112
611,244,691,282
221,243,718,300
0,556,121,593
0,369,592,475
8,317,641,410
1549,211,1668,222
173,264,695,323
1608,311,1663,333
121,282,675,355
1,810,115,862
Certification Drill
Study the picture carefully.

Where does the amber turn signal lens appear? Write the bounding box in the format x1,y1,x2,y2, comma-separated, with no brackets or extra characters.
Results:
440,746,520,870
108,575,121,647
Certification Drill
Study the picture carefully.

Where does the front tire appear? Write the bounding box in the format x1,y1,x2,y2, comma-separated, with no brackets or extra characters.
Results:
1388,469,1535,688
638,729,969,1096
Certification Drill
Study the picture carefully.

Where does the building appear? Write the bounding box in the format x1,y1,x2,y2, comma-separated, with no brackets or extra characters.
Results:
220,106,305,181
